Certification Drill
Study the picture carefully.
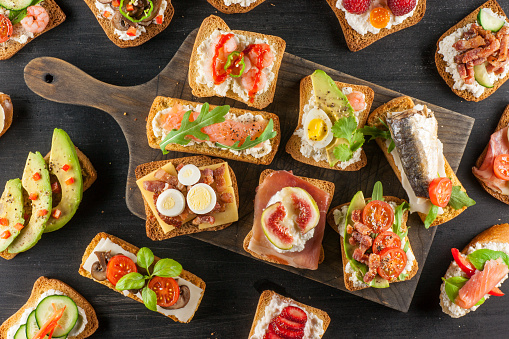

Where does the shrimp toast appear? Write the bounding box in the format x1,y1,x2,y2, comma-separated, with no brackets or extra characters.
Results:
206,0,266,14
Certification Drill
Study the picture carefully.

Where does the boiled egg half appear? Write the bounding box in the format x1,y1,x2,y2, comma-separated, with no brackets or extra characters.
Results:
302,108,334,149
187,183,217,215
178,164,201,186
156,189,186,217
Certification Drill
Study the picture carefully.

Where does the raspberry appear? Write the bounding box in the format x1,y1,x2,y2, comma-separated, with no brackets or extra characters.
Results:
342,0,371,15
387,0,417,16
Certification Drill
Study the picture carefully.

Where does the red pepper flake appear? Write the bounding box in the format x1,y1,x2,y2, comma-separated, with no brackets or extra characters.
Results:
29,193,38,200
62,164,70,172
65,177,74,185
14,223,24,231
126,3,134,11
156,15,163,24
32,172,41,181
126,26,137,37
38,209,48,217
52,209,62,219
112,0,120,6
103,10,111,18
0,218,8,226
0,230,10,239
51,181,61,194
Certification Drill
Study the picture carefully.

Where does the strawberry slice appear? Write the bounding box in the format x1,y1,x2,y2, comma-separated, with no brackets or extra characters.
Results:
270,322,304,339
275,315,305,331
263,330,284,339
280,306,307,324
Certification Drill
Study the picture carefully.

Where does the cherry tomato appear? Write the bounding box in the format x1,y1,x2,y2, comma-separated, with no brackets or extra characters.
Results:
377,247,407,281
362,200,394,233
428,177,452,207
451,248,475,277
107,255,137,286
493,154,509,181
0,15,13,43
373,231,401,254
148,276,180,307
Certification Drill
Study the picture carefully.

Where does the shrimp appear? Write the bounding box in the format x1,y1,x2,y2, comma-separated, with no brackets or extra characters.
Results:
246,43,274,69
346,91,366,112
20,6,49,34
241,67,267,95
207,33,238,84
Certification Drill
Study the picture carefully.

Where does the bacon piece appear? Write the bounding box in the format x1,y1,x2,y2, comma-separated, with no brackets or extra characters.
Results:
154,169,179,186
213,165,227,192
498,35,509,61
220,192,234,203
352,245,369,265
209,202,226,213
348,236,358,246
453,35,485,51
353,221,371,236
176,163,185,171
192,215,215,225
143,180,166,193
363,253,381,283
457,63,467,79
465,62,475,84
200,168,214,185
346,225,354,234
471,57,487,66
351,210,362,223
497,26,509,39
494,66,506,75
479,38,501,59
351,230,372,248
459,47,483,64
463,24,479,39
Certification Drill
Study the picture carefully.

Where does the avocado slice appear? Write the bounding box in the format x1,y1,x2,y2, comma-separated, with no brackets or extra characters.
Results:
0,179,25,251
325,138,349,167
8,152,52,253
44,129,83,233
310,69,354,121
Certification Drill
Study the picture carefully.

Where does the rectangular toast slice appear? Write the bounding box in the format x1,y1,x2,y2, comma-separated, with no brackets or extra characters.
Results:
206,0,266,14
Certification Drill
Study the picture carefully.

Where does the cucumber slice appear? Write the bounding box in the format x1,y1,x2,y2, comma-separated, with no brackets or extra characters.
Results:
25,310,40,339
0,0,33,10
14,324,27,339
478,8,505,32
474,63,494,88
35,295,78,337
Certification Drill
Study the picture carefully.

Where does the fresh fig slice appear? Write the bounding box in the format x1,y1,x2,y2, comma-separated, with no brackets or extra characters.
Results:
281,187,320,234
261,202,293,250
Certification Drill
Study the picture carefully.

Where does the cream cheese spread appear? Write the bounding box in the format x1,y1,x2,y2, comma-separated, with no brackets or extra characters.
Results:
223,0,257,6
0,98,4,133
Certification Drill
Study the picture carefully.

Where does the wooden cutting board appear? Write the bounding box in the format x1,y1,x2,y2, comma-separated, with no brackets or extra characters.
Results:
23,29,474,312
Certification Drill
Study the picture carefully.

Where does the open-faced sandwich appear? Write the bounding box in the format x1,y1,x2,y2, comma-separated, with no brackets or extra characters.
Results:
188,15,286,109
136,156,239,241
79,232,205,323
327,181,418,290
83,0,174,47
325,0,426,52
248,290,331,339
286,70,374,171
0,92,13,138
0,128,96,260
0,276,99,338
473,104,509,204
440,223,509,318
0,0,65,60
436,0,509,101
146,97,280,165
243,170,334,270
206,0,266,14
363,96,475,228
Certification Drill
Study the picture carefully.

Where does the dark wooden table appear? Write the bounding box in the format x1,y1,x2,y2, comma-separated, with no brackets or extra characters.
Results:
1,0,508,337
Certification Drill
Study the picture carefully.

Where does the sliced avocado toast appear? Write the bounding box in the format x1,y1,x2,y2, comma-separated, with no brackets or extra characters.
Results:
0,179,25,251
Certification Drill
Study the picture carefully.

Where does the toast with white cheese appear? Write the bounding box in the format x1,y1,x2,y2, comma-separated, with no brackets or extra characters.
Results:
0,93,13,138
206,0,266,14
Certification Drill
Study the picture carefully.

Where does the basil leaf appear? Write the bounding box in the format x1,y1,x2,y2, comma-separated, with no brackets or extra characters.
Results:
448,186,476,210
333,143,352,162
216,118,277,151
393,202,410,241
467,249,509,270
372,181,384,202
137,247,154,271
424,204,439,229
442,276,469,302
115,272,146,291
152,258,182,278
142,286,158,311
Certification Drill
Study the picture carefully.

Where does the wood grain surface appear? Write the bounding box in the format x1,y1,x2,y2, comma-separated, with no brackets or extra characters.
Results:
1,0,508,337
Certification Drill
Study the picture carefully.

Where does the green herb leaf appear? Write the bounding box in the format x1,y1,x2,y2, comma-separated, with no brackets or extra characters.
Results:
216,118,277,151
330,116,365,162
448,186,476,210
442,276,469,303
350,130,365,153
115,272,146,291
137,247,154,271
332,115,357,140
393,202,410,241
333,143,352,162
387,139,396,153
152,258,182,278
142,286,158,312
467,249,509,270
403,241,409,252
398,273,409,281
358,125,392,143
424,204,439,229
372,181,384,202
159,103,229,154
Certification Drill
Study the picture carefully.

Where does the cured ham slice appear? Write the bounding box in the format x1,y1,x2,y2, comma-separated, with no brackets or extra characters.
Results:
247,171,330,270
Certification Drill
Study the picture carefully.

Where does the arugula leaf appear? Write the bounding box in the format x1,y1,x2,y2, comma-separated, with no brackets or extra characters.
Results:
137,247,154,271
442,276,468,302
142,286,158,312
448,186,476,210
467,249,509,270
216,118,277,151
159,103,229,154
115,272,146,291
152,258,182,278
424,204,439,229
372,181,384,201
331,116,365,162
393,202,410,242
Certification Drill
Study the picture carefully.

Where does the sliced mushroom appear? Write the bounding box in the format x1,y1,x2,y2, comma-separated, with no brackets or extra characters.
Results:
91,251,112,281
112,11,132,31
164,285,190,310
140,0,162,24
97,0,111,4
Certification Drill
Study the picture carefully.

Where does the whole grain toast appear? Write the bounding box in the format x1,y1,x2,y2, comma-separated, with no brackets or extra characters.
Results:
78,232,206,323
146,96,281,165
325,0,426,52
248,290,331,338
473,104,509,204
188,15,286,109
435,0,509,102
206,0,266,14
0,276,99,338
242,169,335,267
135,155,240,240
326,196,418,291
285,75,374,171
0,93,12,138
366,96,468,227
83,0,174,48
0,0,66,60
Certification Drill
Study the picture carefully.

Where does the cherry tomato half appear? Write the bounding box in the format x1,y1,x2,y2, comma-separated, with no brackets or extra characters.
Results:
106,255,137,286
373,231,401,255
377,247,407,281
428,177,452,208
148,276,180,308
493,154,509,181
0,15,13,43
362,200,394,233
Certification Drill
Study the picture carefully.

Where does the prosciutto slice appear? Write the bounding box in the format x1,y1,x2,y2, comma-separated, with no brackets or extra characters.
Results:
247,171,331,270
472,126,509,195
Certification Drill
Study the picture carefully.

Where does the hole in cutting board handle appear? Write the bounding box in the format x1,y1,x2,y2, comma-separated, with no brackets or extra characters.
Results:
44,73,54,84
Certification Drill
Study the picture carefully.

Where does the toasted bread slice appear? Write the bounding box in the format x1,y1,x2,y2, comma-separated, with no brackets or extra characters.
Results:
0,93,12,138
326,196,418,291
206,0,266,13
0,276,99,338
435,0,509,102
146,96,281,165
473,105,509,204
83,0,174,48
366,96,468,227
325,0,426,52
285,75,374,171
0,0,66,60
78,232,206,323
188,15,286,109
242,169,334,267
248,290,331,337
135,155,240,240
